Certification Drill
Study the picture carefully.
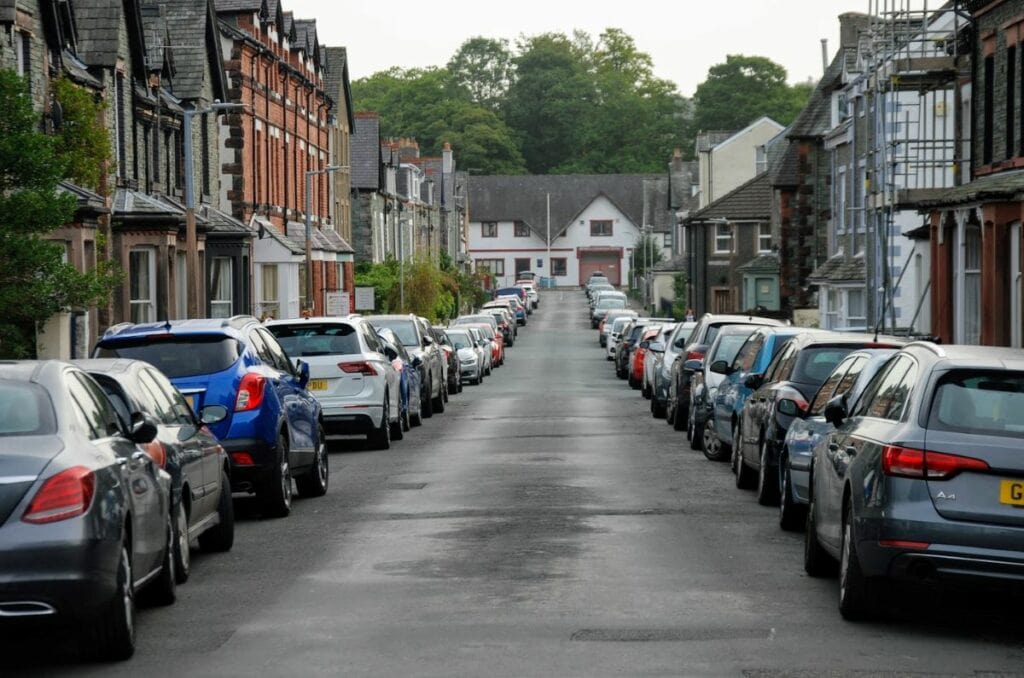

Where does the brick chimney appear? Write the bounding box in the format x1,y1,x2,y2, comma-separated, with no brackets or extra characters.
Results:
442,142,454,175
671,148,684,172
838,12,870,49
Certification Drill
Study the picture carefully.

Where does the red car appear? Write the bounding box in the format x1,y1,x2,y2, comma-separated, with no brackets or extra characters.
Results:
463,323,505,367
630,327,661,389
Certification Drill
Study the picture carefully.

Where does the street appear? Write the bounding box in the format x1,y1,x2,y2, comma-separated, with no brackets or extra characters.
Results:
11,291,1024,677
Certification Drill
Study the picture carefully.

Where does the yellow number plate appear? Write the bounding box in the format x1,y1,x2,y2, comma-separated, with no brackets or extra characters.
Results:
999,479,1024,507
307,379,329,392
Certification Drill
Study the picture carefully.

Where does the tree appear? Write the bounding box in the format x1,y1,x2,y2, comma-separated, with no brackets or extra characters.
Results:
629,233,665,281
446,37,514,112
53,77,112,190
0,70,118,357
690,55,812,139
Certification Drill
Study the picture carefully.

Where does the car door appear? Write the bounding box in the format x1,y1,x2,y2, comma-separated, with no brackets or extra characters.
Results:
258,328,318,455
743,342,794,465
363,324,399,419
67,370,166,579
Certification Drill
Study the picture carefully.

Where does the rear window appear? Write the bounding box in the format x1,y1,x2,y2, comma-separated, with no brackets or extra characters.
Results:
369,320,418,347
597,298,626,309
928,370,1024,439
97,336,241,378
710,333,751,365
0,380,56,436
268,323,361,357
447,333,473,350
792,346,856,385
704,325,721,347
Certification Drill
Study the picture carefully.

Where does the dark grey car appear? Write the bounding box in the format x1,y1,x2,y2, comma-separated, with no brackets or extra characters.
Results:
805,343,1024,620
367,315,445,418
0,361,173,660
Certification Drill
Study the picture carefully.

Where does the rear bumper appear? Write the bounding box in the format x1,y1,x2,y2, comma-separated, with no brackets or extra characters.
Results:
323,409,380,434
220,437,276,492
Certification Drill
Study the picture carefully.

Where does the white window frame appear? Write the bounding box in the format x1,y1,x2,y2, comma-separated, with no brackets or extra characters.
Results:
129,248,156,324
260,264,280,320
209,257,234,318
662,233,672,248
15,31,30,78
845,287,867,329
714,222,733,254
476,259,504,276
757,223,772,254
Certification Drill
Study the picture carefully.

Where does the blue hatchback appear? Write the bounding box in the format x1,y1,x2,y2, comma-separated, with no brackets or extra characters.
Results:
94,316,327,518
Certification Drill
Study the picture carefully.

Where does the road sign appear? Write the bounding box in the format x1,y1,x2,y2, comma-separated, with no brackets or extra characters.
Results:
325,292,350,317
355,286,375,311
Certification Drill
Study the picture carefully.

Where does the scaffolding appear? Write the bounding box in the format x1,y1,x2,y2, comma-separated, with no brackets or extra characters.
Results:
853,0,970,334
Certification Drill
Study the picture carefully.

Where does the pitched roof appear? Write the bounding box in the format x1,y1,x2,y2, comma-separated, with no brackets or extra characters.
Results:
643,177,673,234
468,174,666,242
915,169,1024,208
321,227,354,254
253,216,303,255
144,0,227,101
75,0,147,71
788,51,845,140
736,252,780,272
351,114,382,190
808,251,866,283
669,159,697,211
768,136,800,188
689,172,771,222
695,130,736,153
322,46,355,128
213,0,263,12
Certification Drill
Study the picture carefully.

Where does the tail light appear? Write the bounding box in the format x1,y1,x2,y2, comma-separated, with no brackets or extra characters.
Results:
144,440,167,468
22,466,95,524
686,350,705,362
882,445,990,480
340,361,379,376
231,452,255,466
235,373,267,412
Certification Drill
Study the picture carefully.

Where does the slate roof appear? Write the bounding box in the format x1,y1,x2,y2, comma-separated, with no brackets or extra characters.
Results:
322,46,355,128
281,10,292,37
643,177,673,234
695,130,736,153
787,51,845,140
62,49,104,89
253,217,304,255
351,114,382,190
213,0,263,12
292,18,316,57
668,159,698,211
0,1,16,23
652,254,688,272
149,196,251,236
736,252,780,273
75,0,127,68
769,137,800,188
915,170,1024,207
468,174,667,242
808,251,866,283
285,221,338,253
321,227,354,254
689,172,771,222
139,1,168,72
144,0,226,101
59,181,109,215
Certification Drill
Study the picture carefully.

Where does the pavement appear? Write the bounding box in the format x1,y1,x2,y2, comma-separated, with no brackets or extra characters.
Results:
8,291,1024,677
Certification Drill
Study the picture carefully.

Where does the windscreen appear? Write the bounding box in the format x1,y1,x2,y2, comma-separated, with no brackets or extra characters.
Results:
597,298,627,309
792,346,857,385
928,370,1024,439
369,320,418,347
0,380,56,436
269,323,361,356
710,333,751,365
447,332,473,350
96,336,241,378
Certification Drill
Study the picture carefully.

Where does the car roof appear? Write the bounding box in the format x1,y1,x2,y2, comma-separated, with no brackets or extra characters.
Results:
903,342,1024,369
788,331,906,349
701,314,786,327
72,358,141,376
365,314,415,321
265,316,361,327
101,316,260,340
0,360,61,383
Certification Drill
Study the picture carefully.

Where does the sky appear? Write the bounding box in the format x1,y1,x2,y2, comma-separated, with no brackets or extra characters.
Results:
282,1,928,97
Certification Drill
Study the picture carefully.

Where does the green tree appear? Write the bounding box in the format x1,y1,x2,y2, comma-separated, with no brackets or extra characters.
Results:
446,37,514,112
53,77,112,190
0,70,118,358
354,259,400,313
629,233,665,282
690,55,812,139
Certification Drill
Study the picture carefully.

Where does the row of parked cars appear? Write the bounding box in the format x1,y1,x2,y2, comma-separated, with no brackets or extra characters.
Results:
0,280,541,662
591,278,1024,621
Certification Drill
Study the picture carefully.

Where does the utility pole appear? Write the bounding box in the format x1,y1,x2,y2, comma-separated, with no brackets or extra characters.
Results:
304,165,346,313
546,193,551,286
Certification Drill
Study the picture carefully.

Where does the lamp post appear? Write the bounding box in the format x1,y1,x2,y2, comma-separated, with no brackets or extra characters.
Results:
304,165,347,312
183,101,244,319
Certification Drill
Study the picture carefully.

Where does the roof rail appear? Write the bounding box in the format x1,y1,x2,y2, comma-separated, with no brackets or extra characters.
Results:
102,322,135,337
905,340,945,358
223,315,258,330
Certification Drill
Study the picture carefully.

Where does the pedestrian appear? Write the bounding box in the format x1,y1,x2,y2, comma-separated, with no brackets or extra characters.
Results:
685,307,695,322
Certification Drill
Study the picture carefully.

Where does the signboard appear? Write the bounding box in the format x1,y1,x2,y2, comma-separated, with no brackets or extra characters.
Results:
354,286,376,311
325,292,350,317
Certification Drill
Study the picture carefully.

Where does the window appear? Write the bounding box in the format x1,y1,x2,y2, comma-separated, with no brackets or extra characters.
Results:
257,328,297,373
1008,46,1016,158
757,223,772,253
514,258,531,277
714,223,732,253
551,258,567,276
590,220,613,237
15,31,30,78
67,372,122,439
810,356,857,415
733,332,766,373
115,74,126,178
261,264,280,319
846,288,866,327
929,370,1024,439
129,248,156,323
864,356,916,421
209,257,233,318
481,222,498,238
835,169,847,235
514,221,530,237
824,288,839,330
663,233,672,248
201,114,211,196
476,259,504,276
164,129,173,194
136,369,191,427
755,145,767,174
175,251,188,319
964,222,982,344
96,337,241,379
984,54,994,165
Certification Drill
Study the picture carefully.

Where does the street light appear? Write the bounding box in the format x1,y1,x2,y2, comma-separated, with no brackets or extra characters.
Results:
183,100,245,318
305,165,348,312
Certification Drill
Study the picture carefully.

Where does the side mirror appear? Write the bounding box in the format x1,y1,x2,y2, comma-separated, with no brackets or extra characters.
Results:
743,373,764,390
709,360,732,375
384,346,398,361
411,355,423,369
422,335,434,347
199,404,229,426
296,360,310,389
648,341,665,353
128,412,159,444
824,395,848,427
639,340,651,349
684,358,703,372
777,398,804,418
674,338,687,349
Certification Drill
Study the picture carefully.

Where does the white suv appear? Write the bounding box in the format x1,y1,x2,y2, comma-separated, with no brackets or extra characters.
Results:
266,317,402,449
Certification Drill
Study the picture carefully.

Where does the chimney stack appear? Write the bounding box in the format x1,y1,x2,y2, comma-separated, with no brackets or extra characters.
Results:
838,12,871,50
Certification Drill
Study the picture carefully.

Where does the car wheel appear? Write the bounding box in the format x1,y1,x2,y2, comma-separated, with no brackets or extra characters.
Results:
433,384,446,414
402,404,411,431
804,487,835,577
734,424,755,489
367,398,391,450
703,419,727,461
421,379,434,418
839,496,884,620
171,499,190,584
260,432,292,518
756,437,781,506
85,544,135,661
410,398,423,427
148,512,177,606
391,396,405,441
443,380,450,402
672,400,687,432
198,470,235,553
779,459,806,532
297,424,330,496
651,396,666,419
689,416,704,452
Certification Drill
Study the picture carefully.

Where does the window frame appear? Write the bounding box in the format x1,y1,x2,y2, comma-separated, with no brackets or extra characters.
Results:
757,223,773,254
714,222,733,254
481,221,498,238
551,258,567,277
209,256,234,319
260,263,280,320
513,221,530,238
129,247,157,324
590,220,613,237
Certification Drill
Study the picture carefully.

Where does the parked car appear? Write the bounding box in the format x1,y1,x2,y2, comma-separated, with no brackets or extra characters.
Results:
586,282,614,301
482,307,516,346
643,323,678,403
648,319,694,417
591,296,628,329
266,317,403,448
516,281,540,309
492,296,528,326
615,319,652,379
606,315,637,361
670,314,787,431
0,361,173,660
464,323,504,367
591,289,626,310
777,348,897,530
76,359,235,584
433,327,463,395
446,328,484,385
376,328,422,428
709,326,807,462
733,332,904,506
366,315,446,417
494,286,529,311
95,316,327,518
805,343,1024,620
466,327,493,377
679,325,758,447
455,313,500,334
599,309,639,347
630,326,663,389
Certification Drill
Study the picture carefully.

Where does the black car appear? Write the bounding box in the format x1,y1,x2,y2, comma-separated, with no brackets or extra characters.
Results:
367,315,446,418
77,359,235,583
0,361,173,660
433,326,463,396
733,332,903,505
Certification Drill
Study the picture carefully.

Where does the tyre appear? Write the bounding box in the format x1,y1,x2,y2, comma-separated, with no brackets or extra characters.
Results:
839,496,884,620
672,401,687,432
443,380,450,402
651,396,666,419
391,399,405,440
198,470,235,553
260,432,292,518
703,420,727,461
368,398,391,450
402,404,411,431
410,398,423,427
297,424,330,497
421,379,434,418
148,513,177,606
628,373,639,389
432,385,445,415
171,498,190,583
779,460,806,532
734,424,755,489
756,437,780,506
804,489,835,577
85,544,135,661
689,416,704,451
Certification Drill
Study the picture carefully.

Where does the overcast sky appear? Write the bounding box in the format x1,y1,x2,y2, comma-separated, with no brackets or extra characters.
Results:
283,1,928,97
